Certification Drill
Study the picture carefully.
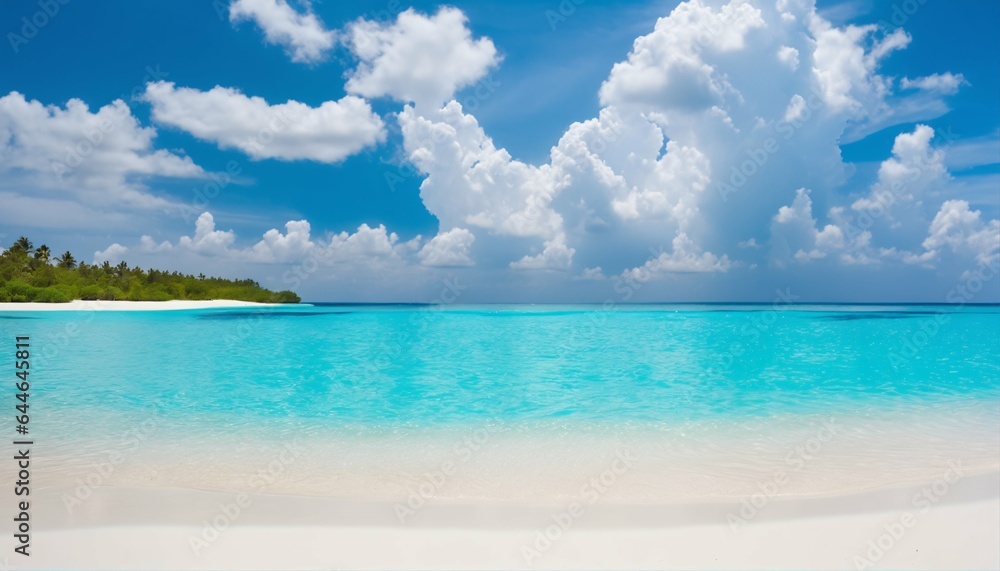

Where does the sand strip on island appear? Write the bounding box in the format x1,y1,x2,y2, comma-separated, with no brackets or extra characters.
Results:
0,300,303,311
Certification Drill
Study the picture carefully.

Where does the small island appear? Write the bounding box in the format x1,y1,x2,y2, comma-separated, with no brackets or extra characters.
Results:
0,236,300,304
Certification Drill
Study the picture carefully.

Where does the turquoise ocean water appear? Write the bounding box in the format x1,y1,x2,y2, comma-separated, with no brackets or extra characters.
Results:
2,303,998,501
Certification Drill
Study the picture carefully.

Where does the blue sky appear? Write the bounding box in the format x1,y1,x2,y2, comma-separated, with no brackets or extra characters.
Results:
1,0,997,302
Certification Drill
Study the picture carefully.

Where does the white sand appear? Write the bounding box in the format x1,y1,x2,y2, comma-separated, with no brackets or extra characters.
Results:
0,299,296,311
11,472,999,569
33,406,999,505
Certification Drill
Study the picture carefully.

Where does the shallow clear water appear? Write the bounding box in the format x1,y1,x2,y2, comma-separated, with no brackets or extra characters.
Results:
2,304,998,501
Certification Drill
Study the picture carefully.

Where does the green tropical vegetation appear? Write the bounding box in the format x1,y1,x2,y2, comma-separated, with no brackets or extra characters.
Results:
0,236,300,303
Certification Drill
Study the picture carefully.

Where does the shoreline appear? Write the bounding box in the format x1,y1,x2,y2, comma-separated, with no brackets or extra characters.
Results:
31,404,998,505
0,299,302,311
18,472,1000,569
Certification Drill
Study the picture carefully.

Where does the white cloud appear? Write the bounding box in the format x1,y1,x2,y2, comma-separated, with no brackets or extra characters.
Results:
324,223,405,263
399,96,724,274
139,235,173,253
342,7,500,110
809,20,908,114
767,122,994,276
599,0,765,112
229,0,335,64
771,188,863,264
248,219,413,265
418,228,475,267
850,125,948,228
106,213,424,271
250,219,314,262
0,92,203,210
901,72,967,95
510,239,575,271
783,94,808,122
399,102,564,240
623,233,731,277
943,135,1000,171
178,212,237,256
388,0,973,280
364,0,970,302
143,82,385,163
94,243,128,265
823,30,965,143
868,27,911,60
904,201,1000,268
578,267,606,280
777,45,799,70
771,188,826,265
609,140,711,223
39,0,994,300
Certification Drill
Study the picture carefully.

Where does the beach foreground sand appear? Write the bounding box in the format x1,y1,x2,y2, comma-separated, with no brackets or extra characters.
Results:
11,471,999,570
0,300,292,311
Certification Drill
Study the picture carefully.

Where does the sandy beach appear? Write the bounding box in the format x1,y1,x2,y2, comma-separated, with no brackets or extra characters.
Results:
7,404,998,569
12,471,999,570
0,300,294,311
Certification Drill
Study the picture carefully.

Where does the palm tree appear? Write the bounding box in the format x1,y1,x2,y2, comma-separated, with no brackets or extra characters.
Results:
115,261,128,278
34,244,51,263
10,236,32,254
57,251,77,269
